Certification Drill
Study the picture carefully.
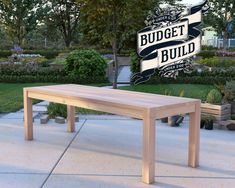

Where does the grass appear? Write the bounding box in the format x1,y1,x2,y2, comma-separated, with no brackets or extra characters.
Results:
0,83,110,113
0,83,55,113
119,84,216,101
1,83,214,114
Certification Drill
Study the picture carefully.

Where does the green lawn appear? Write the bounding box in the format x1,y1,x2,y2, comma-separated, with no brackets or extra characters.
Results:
0,83,215,114
0,83,55,113
119,84,216,101
0,83,110,113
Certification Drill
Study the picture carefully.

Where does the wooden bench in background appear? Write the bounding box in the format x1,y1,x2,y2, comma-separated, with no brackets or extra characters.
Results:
23,84,201,184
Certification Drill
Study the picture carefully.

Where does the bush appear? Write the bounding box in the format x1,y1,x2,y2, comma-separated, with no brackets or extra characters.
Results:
130,51,141,73
198,50,216,59
47,103,67,118
0,50,12,58
52,53,69,65
65,50,107,80
216,51,235,57
23,50,64,59
224,80,235,102
206,89,222,104
0,75,108,83
197,57,235,67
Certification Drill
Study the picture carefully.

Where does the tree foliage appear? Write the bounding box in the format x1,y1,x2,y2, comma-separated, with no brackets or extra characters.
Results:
204,0,235,48
44,0,84,47
0,0,43,45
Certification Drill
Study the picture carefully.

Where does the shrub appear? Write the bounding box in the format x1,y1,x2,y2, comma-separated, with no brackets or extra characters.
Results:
0,50,12,58
65,50,107,80
197,57,235,67
47,103,67,118
130,51,141,73
216,51,235,57
20,57,49,64
23,50,63,59
224,80,235,102
206,89,222,104
198,50,216,59
53,53,69,65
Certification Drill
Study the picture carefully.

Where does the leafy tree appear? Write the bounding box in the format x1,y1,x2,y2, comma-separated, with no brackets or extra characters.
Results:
80,0,179,88
0,0,43,46
44,0,84,47
81,0,157,88
204,0,235,49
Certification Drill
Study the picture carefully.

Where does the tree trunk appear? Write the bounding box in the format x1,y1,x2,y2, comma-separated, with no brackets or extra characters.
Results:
223,6,228,50
65,38,71,47
112,6,118,89
223,31,228,50
112,40,118,89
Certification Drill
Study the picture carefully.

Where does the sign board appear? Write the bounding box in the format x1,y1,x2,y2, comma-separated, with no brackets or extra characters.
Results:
133,0,209,84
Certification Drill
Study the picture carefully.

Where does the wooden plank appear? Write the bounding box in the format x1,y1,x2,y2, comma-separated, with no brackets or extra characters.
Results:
27,92,145,119
201,108,231,115
23,89,33,140
25,84,199,108
155,104,195,119
188,102,200,168
202,113,231,121
142,109,155,184
201,103,231,111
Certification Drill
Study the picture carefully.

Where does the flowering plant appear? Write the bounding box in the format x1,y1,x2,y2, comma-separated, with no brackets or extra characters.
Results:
216,51,235,57
11,45,23,55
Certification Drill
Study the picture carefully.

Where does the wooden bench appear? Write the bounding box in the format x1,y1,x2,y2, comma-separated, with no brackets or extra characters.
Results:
23,84,201,184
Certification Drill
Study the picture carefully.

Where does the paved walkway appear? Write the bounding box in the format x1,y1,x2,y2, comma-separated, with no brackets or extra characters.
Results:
117,66,131,83
0,113,235,187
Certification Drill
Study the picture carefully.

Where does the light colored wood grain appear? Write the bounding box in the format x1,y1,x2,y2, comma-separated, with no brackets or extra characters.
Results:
201,103,231,110
188,101,201,167
142,109,155,184
67,105,75,132
23,84,201,184
24,89,33,140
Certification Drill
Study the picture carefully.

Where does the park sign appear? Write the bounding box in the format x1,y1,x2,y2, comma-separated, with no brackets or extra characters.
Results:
133,0,209,84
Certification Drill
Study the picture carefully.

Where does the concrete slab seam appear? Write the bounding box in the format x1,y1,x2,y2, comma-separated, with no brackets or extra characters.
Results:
40,119,87,188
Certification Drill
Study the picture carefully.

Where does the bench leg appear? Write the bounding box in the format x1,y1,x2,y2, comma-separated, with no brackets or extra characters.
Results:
24,90,33,140
142,116,155,184
67,105,75,132
188,102,200,167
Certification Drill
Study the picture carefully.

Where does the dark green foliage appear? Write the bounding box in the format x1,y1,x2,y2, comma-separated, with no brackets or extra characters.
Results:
47,103,67,118
197,50,216,59
65,50,107,80
197,57,235,67
130,51,141,73
0,75,107,84
224,80,235,102
0,64,108,84
0,50,12,58
206,89,222,104
132,69,235,85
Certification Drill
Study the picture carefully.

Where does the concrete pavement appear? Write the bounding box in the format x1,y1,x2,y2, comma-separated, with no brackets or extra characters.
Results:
0,114,235,188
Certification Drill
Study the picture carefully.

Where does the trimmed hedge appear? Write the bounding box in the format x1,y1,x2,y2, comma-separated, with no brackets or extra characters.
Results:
0,63,108,84
197,57,235,67
0,75,108,84
0,50,65,59
143,76,233,85
197,50,216,59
